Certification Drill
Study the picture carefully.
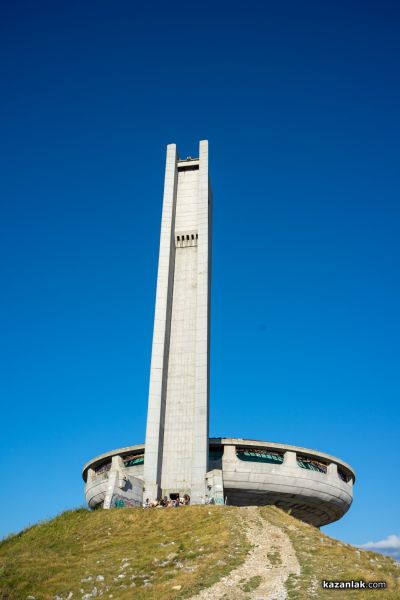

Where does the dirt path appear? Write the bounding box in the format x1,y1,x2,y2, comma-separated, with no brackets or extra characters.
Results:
188,506,300,600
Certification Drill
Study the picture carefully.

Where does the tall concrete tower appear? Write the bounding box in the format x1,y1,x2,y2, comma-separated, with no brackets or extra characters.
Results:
83,139,354,526
143,140,212,503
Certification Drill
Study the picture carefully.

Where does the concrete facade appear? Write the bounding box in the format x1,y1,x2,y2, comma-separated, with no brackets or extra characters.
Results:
81,140,356,527
85,454,144,510
82,438,355,526
143,141,211,503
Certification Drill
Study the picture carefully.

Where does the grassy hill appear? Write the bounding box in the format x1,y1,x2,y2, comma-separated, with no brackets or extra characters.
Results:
0,506,399,600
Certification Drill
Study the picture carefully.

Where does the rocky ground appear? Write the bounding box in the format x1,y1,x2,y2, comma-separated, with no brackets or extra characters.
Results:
189,506,300,600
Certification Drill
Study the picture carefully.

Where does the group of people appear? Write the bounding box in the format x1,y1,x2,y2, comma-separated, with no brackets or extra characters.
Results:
143,494,191,508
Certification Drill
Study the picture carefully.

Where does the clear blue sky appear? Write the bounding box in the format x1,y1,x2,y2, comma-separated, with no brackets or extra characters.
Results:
1,0,399,552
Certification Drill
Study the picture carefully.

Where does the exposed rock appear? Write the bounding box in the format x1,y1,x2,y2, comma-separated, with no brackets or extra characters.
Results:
188,507,300,600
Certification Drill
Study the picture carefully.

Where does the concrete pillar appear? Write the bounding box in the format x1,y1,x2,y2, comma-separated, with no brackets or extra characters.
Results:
222,445,237,464
206,469,224,505
144,141,211,504
103,470,118,510
284,450,297,467
327,462,338,479
111,455,124,470
191,140,211,503
144,144,178,502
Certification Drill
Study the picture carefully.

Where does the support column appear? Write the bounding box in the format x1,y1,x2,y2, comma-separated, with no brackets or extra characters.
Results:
327,462,338,480
144,144,178,501
284,450,297,467
191,140,211,503
223,445,237,461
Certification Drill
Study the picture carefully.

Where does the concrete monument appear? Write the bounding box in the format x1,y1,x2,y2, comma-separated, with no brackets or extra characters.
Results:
82,141,355,527
144,141,211,504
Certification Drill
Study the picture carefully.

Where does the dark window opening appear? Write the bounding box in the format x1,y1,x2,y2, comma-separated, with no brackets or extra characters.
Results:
297,455,327,473
236,448,284,465
178,164,199,172
95,461,112,474
338,468,351,483
123,454,144,467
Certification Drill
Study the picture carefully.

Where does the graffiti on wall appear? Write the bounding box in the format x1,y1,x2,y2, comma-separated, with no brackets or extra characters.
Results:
111,493,141,509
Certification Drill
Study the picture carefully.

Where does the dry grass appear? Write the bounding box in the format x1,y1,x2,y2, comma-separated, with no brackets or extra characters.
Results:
240,575,262,592
1,505,399,600
260,506,400,599
0,506,249,600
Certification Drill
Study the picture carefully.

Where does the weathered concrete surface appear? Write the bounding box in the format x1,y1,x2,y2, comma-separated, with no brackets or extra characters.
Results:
81,141,355,526
85,455,143,510
83,438,354,526
143,141,211,503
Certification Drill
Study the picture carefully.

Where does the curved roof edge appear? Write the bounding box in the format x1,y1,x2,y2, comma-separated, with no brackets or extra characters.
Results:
82,437,356,481
211,438,355,477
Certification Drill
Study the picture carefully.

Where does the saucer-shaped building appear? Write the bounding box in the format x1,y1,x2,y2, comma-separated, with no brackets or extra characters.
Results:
83,437,354,527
